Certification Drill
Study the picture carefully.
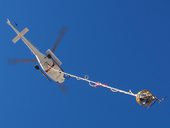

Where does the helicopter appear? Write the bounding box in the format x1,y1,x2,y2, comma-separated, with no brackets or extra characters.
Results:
7,19,67,84
7,19,164,107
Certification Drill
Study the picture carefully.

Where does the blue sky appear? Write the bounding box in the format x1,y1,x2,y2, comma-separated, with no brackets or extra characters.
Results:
0,0,170,128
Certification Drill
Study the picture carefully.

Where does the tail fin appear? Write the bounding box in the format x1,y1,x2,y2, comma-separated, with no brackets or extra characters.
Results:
12,28,29,43
7,18,11,24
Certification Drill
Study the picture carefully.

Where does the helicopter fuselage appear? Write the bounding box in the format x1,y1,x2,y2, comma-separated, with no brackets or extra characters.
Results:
36,52,65,83
7,19,65,84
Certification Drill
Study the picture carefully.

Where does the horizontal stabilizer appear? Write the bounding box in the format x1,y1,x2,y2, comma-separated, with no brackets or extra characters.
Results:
12,28,29,43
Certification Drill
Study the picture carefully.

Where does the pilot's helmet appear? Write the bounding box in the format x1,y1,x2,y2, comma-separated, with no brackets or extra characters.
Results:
136,90,155,107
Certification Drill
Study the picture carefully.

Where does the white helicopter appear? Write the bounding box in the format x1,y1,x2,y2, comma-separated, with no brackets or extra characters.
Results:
7,19,67,84
7,19,165,107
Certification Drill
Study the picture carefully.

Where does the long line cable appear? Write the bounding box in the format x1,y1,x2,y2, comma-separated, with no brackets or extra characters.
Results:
54,69,137,97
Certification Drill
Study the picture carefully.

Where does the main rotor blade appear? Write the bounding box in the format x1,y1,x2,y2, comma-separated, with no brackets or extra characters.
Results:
51,27,68,53
8,58,37,64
